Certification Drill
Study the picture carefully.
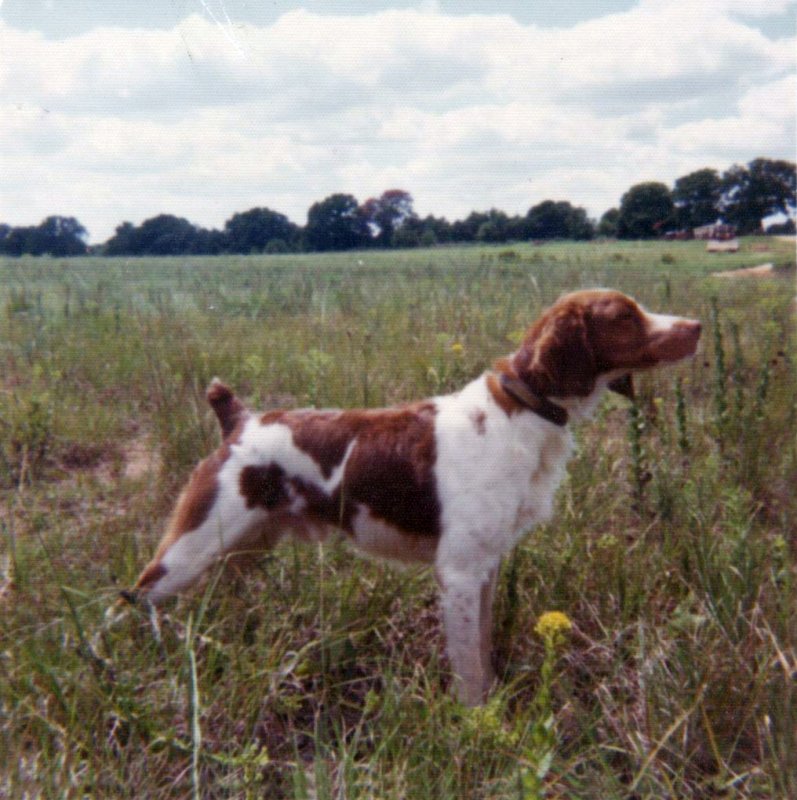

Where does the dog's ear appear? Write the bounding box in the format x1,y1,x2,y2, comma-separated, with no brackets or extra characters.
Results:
516,305,597,398
608,373,634,399
206,378,248,438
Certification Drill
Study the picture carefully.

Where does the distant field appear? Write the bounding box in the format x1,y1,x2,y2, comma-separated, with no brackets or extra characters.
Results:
1,239,795,798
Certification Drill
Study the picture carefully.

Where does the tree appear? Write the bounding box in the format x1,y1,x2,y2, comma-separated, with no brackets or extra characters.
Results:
391,214,452,247
304,194,371,251
673,168,721,229
475,209,512,243
450,211,488,243
454,210,515,242
617,182,674,239
0,217,87,256
421,215,452,244
720,158,796,235
105,222,138,255
103,217,221,255
35,216,89,256
566,206,595,240
390,215,425,248
361,190,416,247
597,209,620,237
191,227,227,255
0,225,35,256
121,215,202,255
224,207,299,253
525,200,594,240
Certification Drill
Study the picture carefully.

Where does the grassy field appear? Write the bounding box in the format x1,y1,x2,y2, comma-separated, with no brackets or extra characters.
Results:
1,238,795,798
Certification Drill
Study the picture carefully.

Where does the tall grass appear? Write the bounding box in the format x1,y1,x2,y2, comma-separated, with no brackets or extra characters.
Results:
1,238,795,797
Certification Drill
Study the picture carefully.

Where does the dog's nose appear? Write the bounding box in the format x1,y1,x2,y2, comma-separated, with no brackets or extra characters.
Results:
118,589,138,605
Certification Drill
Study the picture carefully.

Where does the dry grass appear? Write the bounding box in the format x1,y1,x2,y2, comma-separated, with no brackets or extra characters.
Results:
1,237,795,798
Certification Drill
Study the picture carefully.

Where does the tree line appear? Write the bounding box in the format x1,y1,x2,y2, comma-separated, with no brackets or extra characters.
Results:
1,158,793,257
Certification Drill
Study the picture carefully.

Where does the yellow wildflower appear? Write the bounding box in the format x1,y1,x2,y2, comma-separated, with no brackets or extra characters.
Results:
535,611,573,647
450,342,465,356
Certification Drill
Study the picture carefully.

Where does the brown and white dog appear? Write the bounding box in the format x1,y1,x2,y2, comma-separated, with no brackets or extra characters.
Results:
124,289,700,705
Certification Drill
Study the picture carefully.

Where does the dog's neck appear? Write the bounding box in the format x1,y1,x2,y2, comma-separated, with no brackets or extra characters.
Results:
550,372,629,422
494,370,626,426
498,374,569,427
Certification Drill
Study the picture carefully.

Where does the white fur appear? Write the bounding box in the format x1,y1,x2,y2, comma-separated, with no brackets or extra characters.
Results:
646,311,683,333
434,375,569,575
431,374,574,703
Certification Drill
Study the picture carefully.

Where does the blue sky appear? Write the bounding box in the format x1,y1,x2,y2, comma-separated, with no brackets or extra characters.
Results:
1,1,644,36
1,0,795,242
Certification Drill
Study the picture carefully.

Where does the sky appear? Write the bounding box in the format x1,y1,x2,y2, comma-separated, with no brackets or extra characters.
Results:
1,0,795,243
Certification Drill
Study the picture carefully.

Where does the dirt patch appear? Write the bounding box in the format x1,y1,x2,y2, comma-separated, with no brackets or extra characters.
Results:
711,263,774,279
60,441,115,471
706,239,740,253
122,435,161,481
53,434,161,485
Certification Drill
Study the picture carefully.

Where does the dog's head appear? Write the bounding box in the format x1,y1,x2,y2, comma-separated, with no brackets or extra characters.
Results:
513,290,701,399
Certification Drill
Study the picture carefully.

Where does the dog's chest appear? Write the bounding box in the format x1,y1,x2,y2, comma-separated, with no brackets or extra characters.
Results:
434,379,573,551
514,429,571,529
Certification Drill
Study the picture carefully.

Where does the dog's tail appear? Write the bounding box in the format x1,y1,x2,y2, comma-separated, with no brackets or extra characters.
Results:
206,378,249,438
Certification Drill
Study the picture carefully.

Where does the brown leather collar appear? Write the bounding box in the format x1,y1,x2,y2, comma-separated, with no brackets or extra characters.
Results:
498,374,568,427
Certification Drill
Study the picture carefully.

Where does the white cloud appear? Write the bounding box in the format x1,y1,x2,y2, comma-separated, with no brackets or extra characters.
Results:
738,74,796,120
663,74,796,159
5,6,793,113
0,2,794,241
676,0,796,17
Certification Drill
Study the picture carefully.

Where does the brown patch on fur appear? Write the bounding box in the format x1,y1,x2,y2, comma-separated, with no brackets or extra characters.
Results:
290,475,347,528
172,454,223,533
487,362,526,417
254,402,442,537
239,463,290,510
470,408,487,435
579,291,654,371
134,561,167,590
284,410,363,479
207,379,249,439
333,402,441,537
260,409,287,426
513,298,598,398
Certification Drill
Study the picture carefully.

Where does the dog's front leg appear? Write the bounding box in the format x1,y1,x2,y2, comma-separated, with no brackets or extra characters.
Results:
437,565,498,706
